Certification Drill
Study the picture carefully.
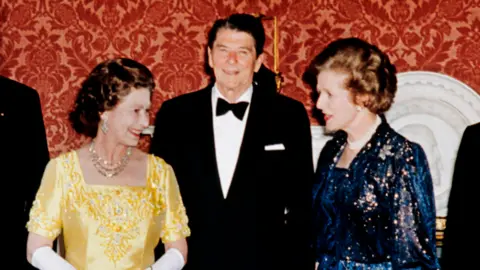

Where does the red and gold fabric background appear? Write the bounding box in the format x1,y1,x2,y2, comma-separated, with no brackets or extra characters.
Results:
1,0,479,157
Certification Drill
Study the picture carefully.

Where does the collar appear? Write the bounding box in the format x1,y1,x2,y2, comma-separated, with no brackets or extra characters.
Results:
212,84,253,105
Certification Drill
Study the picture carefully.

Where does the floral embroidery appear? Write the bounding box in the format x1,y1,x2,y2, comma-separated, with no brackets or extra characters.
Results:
28,152,190,265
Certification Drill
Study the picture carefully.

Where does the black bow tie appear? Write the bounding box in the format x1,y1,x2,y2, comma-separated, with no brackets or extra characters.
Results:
216,98,249,120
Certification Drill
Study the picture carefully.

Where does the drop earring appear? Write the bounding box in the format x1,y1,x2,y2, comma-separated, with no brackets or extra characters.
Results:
101,118,108,134
355,105,363,112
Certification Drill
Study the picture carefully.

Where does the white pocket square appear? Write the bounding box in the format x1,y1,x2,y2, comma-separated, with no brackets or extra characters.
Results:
264,143,285,151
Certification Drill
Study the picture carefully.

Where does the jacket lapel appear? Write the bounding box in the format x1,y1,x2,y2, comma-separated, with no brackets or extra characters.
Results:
226,85,271,200
194,86,225,202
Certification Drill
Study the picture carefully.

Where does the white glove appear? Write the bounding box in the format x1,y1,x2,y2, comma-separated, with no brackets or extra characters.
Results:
31,246,76,270
146,248,185,270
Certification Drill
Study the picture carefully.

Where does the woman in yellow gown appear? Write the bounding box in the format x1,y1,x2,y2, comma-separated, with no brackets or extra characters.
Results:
26,58,190,270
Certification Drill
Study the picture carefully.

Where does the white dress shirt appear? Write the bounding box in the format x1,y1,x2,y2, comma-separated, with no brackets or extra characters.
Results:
211,84,253,198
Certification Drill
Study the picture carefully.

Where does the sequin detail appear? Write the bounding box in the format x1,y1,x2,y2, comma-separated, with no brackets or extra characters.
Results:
313,117,440,269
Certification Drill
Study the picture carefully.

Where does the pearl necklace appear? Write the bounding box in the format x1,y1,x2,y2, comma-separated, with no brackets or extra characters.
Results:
346,115,381,150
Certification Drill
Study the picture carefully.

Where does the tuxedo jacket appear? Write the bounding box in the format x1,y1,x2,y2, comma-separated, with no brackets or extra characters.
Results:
441,123,479,270
150,85,314,270
0,76,49,267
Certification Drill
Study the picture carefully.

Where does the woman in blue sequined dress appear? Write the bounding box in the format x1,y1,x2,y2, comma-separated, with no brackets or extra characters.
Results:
309,38,440,270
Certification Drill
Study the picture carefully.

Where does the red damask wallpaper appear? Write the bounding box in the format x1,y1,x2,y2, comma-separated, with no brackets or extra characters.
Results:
1,0,479,157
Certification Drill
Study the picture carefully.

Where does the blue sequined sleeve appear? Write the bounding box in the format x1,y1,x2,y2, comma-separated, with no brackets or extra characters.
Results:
392,143,439,269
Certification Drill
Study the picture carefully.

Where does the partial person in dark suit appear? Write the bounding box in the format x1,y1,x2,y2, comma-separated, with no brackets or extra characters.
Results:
150,13,314,270
0,75,49,269
441,123,479,270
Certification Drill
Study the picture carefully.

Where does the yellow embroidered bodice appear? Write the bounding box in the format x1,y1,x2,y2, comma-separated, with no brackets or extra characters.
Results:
27,151,190,270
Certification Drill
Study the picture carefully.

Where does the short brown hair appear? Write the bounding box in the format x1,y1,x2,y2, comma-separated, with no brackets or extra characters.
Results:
207,13,265,57
69,58,155,137
309,37,397,114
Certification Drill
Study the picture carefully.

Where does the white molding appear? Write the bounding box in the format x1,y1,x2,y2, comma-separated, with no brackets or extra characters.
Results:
387,71,480,216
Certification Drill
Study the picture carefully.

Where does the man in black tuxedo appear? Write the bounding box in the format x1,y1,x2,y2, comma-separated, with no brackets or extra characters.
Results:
150,13,314,270
441,123,479,270
0,76,49,268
